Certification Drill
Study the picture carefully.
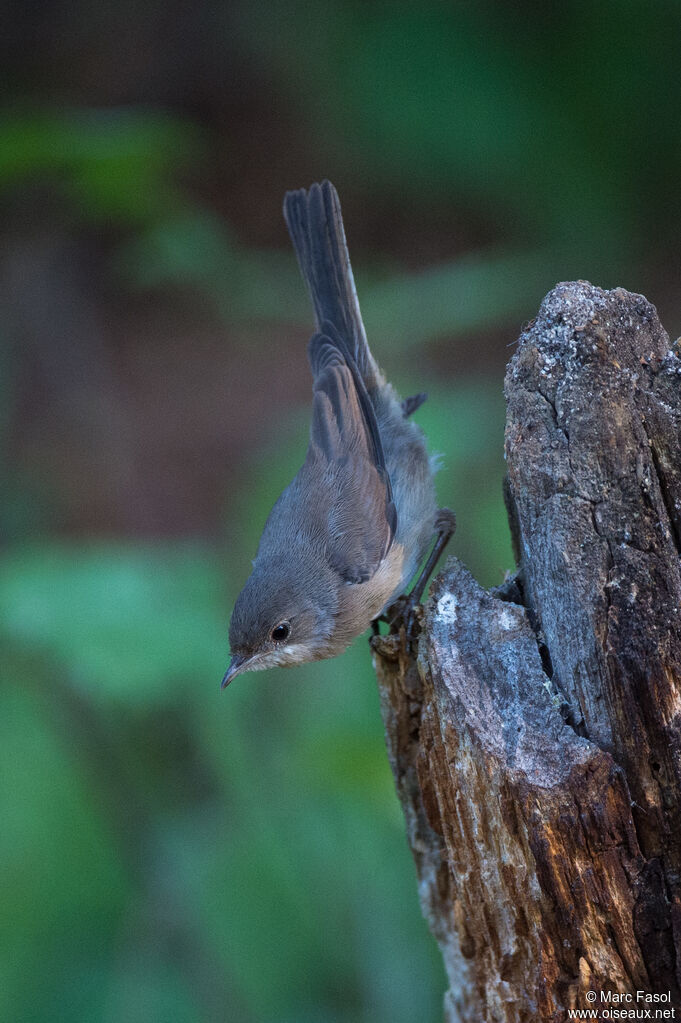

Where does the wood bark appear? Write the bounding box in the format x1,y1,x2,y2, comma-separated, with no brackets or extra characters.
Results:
372,282,681,1022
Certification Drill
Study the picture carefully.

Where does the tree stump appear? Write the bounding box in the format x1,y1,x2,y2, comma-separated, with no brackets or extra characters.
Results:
372,282,681,1022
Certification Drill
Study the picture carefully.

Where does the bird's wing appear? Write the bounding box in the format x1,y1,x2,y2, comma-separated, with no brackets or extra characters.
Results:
285,184,396,583
307,331,396,584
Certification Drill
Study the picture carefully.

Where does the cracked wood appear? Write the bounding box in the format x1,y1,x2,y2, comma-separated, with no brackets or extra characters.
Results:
372,282,681,1022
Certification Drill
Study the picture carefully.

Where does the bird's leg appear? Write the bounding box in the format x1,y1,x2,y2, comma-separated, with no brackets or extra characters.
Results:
409,508,457,606
401,392,427,417
386,508,456,642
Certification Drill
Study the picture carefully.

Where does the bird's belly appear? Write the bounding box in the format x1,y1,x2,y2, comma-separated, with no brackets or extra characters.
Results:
334,543,407,648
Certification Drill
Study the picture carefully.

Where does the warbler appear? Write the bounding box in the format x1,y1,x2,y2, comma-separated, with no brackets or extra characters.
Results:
223,181,453,687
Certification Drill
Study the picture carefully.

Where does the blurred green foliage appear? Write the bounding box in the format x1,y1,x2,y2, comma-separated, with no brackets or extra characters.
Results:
0,110,201,225
2,1,681,1020
0,548,448,1022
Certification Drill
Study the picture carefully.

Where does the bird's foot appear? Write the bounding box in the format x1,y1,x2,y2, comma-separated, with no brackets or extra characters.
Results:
401,392,427,418
370,601,420,652
433,507,456,537
384,593,424,646
372,507,456,649
372,595,421,641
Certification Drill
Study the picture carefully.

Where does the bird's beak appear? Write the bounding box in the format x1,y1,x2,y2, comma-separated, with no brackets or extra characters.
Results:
221,653,252,689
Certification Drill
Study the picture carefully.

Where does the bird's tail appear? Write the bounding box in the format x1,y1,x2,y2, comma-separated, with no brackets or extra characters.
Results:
283,180,381,390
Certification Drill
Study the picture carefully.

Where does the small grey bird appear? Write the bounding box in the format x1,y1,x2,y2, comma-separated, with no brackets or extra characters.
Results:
222,181,454,687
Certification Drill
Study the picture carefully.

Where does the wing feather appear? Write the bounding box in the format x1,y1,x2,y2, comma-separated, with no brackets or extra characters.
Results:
308,347,396,583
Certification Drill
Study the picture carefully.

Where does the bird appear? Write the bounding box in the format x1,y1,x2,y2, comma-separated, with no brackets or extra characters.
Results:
222,180,454,688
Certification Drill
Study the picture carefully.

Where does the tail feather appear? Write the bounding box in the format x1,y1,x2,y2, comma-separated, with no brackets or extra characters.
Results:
283,181,380,389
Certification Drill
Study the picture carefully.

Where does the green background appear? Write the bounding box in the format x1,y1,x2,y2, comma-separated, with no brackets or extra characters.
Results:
2,3,680,1020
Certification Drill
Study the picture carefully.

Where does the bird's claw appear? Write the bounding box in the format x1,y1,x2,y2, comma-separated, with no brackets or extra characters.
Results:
371,506,456,649
385,594,423,646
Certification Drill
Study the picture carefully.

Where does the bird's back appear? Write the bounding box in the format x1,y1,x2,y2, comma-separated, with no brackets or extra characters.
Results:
283,181,438,613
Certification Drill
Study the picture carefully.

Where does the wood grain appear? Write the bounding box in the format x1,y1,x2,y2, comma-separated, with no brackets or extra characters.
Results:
372,282,681,1021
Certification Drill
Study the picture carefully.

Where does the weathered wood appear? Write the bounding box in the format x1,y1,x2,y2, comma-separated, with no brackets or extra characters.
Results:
372,282,681,1021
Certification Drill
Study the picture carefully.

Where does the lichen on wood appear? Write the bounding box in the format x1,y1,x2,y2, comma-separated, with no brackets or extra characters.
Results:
372,282,681,1022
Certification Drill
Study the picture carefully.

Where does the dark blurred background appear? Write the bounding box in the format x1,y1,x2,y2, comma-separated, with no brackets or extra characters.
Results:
2,3,680,1021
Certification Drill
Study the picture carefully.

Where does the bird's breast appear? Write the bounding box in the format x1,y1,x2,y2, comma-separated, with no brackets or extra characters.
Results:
333,542,407,646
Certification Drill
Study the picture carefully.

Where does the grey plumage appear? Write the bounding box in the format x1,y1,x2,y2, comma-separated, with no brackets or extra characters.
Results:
224,181,442,686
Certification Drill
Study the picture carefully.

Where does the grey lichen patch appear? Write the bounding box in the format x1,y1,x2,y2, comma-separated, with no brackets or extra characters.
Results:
425,561,595,789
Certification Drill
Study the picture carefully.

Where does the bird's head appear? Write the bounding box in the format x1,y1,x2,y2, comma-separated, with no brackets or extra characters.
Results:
223,556,339,687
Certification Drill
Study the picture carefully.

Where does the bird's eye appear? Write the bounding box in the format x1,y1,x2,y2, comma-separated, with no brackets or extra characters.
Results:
271,622,290,643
